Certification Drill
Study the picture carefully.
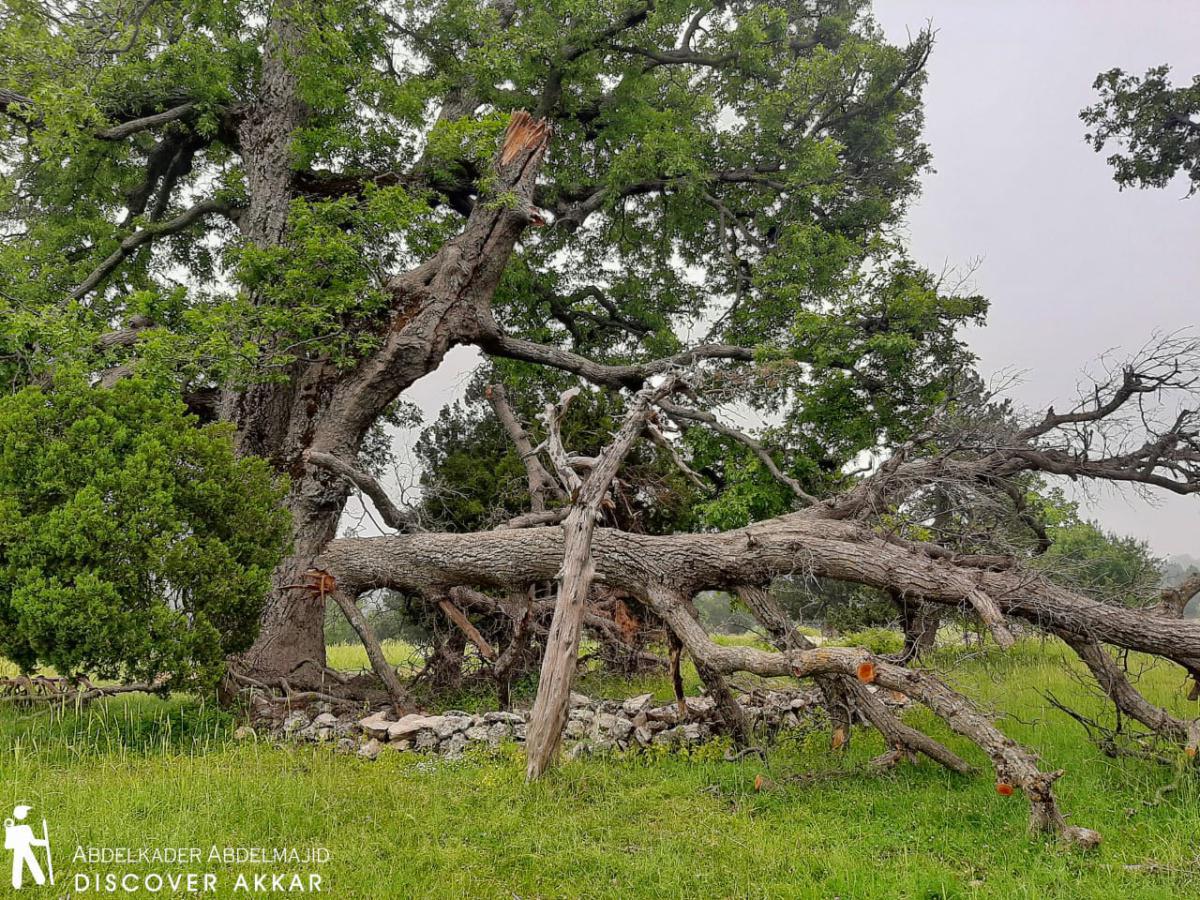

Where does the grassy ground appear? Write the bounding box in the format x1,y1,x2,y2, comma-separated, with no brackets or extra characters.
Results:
1,641,1198,898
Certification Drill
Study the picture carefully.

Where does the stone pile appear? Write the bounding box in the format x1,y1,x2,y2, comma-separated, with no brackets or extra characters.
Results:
251,687,857,760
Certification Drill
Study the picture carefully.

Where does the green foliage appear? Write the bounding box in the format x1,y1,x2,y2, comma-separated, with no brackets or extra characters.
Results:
416,369,704,533
1082,65,1200,195
828,627,904,656
0,378,290,689
1035,494,1162,607
774,575,896,633
3,643,1200,897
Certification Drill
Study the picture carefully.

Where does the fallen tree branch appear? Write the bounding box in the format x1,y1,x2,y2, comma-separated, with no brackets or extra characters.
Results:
327,586,411,715
1056,631,1200,752
650,584,1099,846
736,586,973,773
318,516,1200,674
439,593,498,661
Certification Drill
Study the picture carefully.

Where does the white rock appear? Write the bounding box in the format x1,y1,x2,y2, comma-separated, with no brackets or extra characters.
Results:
359,712,394,740
282,711,310,735
487,723,511,745
443,733,468,758
433,716,472,740
646,705,677,722
622,693,654,717
415,729,439,750
465,725,490,742
483,711,524,725
312,712,338,728
387,714,444,741
357,739,383,760
569,692,591,707
610,717,635,741
592,712,620,733
653,726,681,745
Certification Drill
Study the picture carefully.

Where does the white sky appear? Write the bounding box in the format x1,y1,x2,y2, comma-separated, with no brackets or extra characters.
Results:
874,1,1200,556
361,2,1200,558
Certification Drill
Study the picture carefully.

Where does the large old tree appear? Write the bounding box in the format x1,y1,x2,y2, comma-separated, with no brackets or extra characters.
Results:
2,0,1198,843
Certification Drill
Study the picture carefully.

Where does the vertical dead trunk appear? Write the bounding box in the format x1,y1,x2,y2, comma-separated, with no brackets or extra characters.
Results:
525,382,674,778
524,504,600,777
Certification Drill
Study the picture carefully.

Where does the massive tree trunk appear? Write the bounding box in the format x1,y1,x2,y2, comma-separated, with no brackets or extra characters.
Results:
225,103,553,680
221,6,348,680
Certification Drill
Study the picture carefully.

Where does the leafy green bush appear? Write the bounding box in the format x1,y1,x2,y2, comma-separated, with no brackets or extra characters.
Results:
0,379,290,690
828,628,904,656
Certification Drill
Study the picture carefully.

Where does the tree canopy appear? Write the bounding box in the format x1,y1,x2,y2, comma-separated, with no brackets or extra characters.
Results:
1083,64,1200,195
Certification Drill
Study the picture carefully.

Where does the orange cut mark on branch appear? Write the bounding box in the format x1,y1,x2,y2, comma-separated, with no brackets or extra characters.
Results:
995,782,1015,796
856,661,877,684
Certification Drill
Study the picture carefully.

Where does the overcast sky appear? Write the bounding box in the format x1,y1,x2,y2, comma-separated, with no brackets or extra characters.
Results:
369,3,1200,558
871,1,1200,557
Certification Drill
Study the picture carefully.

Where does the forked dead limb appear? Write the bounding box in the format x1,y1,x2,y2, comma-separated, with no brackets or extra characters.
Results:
650,584,1101,847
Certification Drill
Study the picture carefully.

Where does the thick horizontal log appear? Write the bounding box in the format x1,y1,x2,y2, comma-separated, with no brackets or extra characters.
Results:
318,515,1200,672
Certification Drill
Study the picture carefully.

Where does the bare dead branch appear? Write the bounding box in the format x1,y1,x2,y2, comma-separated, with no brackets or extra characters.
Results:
661,399,817,505
303,450,414,532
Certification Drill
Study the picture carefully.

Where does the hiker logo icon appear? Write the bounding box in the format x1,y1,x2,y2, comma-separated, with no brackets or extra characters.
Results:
4,804,53,889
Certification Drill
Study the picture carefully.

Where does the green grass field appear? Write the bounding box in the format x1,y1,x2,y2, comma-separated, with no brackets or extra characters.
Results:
2,640,1198,898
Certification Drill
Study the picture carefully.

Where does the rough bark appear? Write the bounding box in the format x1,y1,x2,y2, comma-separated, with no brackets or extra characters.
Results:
317,516,1200,675
525,381,674,778
737,586,971,772
232,110,552,681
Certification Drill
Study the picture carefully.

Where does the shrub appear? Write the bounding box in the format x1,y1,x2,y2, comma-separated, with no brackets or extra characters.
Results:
0,379,290,690
828,628,904,656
